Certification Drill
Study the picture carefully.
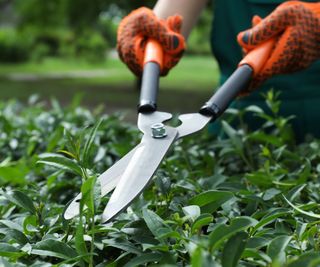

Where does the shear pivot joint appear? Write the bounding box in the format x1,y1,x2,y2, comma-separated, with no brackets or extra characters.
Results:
151,123,167,138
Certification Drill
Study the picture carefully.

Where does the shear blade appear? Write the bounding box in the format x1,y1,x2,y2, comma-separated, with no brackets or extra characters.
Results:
63,111,173,220
63,144,140,220
102,126,178,222
176,113,211,138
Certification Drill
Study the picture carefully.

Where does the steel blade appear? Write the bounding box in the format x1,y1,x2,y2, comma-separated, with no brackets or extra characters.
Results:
102,126,178,222
176,113,211,138
64,111,173,220
63,144,139,220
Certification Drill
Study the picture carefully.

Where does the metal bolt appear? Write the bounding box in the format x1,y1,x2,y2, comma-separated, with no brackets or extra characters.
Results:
151,123,167,138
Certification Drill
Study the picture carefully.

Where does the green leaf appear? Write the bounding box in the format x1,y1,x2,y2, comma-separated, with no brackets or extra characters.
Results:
0,162,29,185
102,238,141,255
1,189,36,214
285,184,306,202
191,247,218,267
221,121,243,152
297,159,311,184
246,237,270,249
263,188,281,201
283,195,320,219
47,125,64,152
242,249,272,263
0,243,23,257
191,213,213,233
23,215,38,234
267,235,292,266
245,171,275,187
189,190,234,213
81,175,100,215
0,257,16,267
75,218,88,262
287,252,320,267
221,232,248,267
247,132,282,146
182,205,200,221
4,229,29,245
252,209,290,233
156,228,181,240
123,252,162,267
82,118,103,167
142,208,170,238
37,153,83,176
245,105,264,114
209,216,257,251
0,219,23,232
296,222,308,240
31,239,77,260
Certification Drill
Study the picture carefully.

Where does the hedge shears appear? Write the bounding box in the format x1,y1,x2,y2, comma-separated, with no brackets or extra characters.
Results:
64,38,274,222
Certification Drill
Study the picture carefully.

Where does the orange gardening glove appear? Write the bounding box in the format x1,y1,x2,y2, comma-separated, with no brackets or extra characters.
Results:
237,1,320,92
117,7,185,76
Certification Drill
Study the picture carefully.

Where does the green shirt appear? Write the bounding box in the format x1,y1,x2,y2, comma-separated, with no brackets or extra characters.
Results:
210,0,320,140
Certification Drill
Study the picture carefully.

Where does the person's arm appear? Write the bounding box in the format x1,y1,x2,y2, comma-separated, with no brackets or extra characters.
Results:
153,0,208,38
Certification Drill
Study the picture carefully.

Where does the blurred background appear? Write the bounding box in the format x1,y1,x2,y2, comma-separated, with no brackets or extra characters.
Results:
0,0,219,121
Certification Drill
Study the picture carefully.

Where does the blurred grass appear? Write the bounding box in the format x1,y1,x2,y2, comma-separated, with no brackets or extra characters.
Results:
0,55,220,119
0,55,220,91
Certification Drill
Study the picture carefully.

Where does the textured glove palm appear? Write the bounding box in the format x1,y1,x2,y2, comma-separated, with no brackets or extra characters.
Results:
237,1,320,92
117,7,185,76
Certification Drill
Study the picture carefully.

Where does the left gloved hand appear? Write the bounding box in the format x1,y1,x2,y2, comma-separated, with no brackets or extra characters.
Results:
237,1,320,92
117,7,185,77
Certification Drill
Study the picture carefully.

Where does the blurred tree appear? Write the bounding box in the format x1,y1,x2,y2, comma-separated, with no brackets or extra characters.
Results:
0,0,10,8
109,0,154,13
14,0,156,30
3,0,211,62
14,0,66,29
64,0,104,32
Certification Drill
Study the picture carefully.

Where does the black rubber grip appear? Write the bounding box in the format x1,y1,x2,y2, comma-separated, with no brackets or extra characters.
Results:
138,62,160,113
199,64,253,119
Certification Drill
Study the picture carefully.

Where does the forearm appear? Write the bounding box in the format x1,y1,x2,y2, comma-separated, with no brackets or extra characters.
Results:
153,0,208,38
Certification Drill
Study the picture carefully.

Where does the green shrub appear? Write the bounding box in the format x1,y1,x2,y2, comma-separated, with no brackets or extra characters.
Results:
22,26,75,59
23,27,110,62
0,28,32,62
98,14,118,47
74,30,109,63
30,43,51,62
0,92,319,266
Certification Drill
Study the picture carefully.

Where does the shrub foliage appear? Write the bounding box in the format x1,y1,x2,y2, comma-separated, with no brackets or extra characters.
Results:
0,92,320,266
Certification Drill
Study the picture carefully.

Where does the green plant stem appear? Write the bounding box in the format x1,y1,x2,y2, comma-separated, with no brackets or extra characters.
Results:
181,147,193,172
89,215,95,267
81,167,90,180
239,152,254,171
63,225,71,243
238,112,255,171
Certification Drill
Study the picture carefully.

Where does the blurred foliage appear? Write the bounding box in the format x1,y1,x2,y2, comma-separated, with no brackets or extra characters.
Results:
0,0,213,63
14,0,67,29
73,30,109,63
0,28,32,62
187,7,212,55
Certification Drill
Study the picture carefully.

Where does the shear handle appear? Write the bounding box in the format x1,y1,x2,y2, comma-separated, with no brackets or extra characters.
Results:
138,40,163,113
199,38,275,118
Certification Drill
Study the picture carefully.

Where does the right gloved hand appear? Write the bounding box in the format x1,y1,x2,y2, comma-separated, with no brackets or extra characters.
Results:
117,7,185,76
237,1,320,92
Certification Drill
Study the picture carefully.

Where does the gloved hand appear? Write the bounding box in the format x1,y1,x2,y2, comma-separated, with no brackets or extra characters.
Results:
117,7,185,76
237,1,320,92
